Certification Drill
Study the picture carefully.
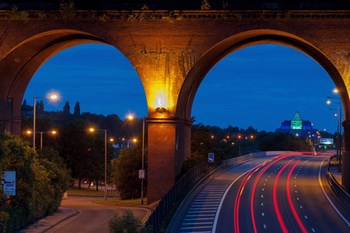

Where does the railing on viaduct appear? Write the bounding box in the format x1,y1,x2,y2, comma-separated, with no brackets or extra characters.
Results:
145,152,271,232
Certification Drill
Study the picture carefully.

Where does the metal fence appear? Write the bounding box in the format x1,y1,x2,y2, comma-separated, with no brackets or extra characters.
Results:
144,152,275,232
145,162,210,233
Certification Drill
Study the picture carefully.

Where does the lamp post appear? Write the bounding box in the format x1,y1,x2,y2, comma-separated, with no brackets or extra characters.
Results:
26,129,57,155
32,92,60,150
327,93,343,167
88,127,108,200
237,134,242,156
126,113,146,205
140,117,145,205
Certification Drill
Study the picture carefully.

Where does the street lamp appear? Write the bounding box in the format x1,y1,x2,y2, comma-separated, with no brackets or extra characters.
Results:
32,92,60,150
237,134,242,156
26,130,57,154
88,127,108,200
126,113,146,205
327,94,343,166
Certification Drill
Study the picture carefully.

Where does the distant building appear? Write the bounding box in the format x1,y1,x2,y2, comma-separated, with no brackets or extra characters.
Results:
276,112,317,137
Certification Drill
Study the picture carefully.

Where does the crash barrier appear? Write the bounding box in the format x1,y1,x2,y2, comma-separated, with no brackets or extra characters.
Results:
327,155,350,206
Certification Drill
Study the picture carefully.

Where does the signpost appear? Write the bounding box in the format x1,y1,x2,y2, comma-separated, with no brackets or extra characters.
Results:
2,171,16,196
208,153,215,163
139,169,145,179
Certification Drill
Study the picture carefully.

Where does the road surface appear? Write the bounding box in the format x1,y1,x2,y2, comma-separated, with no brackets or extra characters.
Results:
47,197,150,233
169,152,350,233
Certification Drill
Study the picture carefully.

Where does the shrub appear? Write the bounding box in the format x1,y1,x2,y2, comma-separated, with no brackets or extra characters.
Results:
109,210,141,233
0,133,70,232
0,211,9,233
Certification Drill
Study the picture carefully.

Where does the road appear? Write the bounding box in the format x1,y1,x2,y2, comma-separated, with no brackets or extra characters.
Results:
47,197,150,233
169,152,350,233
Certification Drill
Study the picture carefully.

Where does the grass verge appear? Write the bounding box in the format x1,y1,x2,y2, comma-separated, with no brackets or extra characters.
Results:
67,187,119,198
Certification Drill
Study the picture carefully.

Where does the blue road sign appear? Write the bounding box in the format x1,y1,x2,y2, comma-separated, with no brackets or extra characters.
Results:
208,153,215,163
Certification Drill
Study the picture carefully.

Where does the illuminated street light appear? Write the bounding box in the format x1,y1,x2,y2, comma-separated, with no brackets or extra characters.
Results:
26,129,57,154
327,92,343,167
126,113,146,205
33,91,60,150
126,113,135,121
88,127,108,200
237,134,242,156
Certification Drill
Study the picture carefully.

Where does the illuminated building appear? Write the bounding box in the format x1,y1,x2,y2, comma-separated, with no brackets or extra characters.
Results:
275,112,317,137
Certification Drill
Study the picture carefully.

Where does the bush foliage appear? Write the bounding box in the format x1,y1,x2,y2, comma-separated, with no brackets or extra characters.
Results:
109,210,141,233
0,133,70,232
110,148,142,200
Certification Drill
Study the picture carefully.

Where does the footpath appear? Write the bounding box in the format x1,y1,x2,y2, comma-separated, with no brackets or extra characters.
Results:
19,207,79,233
19,196,155,233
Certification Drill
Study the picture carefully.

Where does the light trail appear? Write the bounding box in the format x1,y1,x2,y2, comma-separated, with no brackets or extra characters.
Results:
273,160,294,233
286,160,308,233
234,167,255,233
249,154,294,233
234,152,298,233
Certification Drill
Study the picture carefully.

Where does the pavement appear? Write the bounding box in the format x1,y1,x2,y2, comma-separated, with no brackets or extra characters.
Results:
19,196,154,233
19,207,80,233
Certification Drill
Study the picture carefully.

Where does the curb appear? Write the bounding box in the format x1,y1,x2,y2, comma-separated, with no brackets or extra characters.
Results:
20,207,80,233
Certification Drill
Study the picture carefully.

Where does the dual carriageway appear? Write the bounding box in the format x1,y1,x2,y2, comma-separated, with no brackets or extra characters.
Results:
167,152,350,233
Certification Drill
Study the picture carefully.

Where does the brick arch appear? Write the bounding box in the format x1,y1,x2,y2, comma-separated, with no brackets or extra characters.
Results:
1,29,143,134
176,29,349,122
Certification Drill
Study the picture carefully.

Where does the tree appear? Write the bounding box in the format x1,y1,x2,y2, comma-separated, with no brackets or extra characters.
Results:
259,133,313,151
0,133,69,232
110,148,142,199
74,101,80,116
37,100,44,114
58,120,92,187
63,101,70,114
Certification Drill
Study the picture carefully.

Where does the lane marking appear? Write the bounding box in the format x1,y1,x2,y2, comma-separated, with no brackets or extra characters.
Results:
286,160,307,233
250,153,297,233
212,153,299,233
212,161,263,233
273,160,294,233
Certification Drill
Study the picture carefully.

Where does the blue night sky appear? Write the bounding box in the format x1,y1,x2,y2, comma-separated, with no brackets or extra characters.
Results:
23,43,339,133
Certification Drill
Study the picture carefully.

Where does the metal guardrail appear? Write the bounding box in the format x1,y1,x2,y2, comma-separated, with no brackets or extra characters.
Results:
327,155,350,201
145,162,209,233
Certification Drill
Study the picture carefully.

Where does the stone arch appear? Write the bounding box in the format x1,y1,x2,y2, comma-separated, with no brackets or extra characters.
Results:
0,29,144,134
176,29,349,122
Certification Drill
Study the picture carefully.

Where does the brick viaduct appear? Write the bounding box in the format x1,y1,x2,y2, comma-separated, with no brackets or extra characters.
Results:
0,5,350,203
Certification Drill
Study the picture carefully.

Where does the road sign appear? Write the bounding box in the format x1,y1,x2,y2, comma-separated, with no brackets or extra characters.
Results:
139,169,145,179
208,153,215,163
2,171,16,196
319,138,334,145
